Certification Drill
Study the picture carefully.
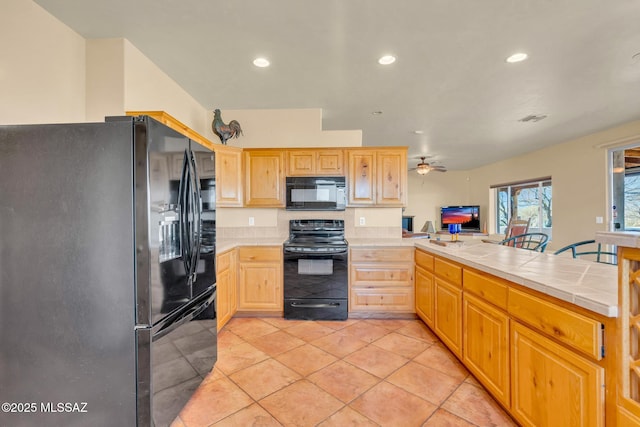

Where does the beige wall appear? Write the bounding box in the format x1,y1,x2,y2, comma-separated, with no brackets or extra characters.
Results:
86,39,125,121
0,0,86,124
216,109,362,148
217,207,402,241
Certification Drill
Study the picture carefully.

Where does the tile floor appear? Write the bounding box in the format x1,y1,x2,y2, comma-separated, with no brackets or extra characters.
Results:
171,317,518,427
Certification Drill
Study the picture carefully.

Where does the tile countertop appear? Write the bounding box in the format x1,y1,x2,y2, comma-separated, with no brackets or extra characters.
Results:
414,240,618,318
596,230,640,248
216,238,285,253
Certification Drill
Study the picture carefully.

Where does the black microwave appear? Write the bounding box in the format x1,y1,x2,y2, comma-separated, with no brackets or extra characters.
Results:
286,176,347,211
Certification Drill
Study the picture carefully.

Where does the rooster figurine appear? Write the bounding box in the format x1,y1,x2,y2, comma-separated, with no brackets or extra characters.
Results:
212,109,243,145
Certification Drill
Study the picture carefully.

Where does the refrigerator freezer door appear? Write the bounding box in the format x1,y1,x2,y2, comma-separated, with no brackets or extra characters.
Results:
0,122,138,426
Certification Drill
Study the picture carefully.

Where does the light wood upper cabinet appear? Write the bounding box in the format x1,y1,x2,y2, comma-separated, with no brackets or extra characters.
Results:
244,150,285,207
215,146,243,207
169,152,184,180
347,147,407,206
195,152,215,179
348,151,376,205
376,149,407,206
287,149,344,176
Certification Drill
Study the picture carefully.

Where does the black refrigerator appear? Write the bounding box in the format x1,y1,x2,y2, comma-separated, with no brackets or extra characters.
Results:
0,116,217,426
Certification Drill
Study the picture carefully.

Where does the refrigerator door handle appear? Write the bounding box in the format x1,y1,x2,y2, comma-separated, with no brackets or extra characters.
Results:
189,150,203,283
178,150,191,279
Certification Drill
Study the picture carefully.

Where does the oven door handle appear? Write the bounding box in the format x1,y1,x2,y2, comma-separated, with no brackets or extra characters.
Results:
284,248,348,255
290,302,342,308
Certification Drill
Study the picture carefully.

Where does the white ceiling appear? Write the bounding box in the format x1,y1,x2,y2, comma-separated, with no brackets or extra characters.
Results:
34,0,640,170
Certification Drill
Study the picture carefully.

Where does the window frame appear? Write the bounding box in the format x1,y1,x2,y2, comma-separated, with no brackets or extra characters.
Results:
493,177,552,238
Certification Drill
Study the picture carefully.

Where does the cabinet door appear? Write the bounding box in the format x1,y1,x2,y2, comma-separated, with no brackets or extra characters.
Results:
196,152,215,178
215,147,243,206
287,151,315,175
216,267,231,330
238,262,282,311
434,278,462,358
169,153,184,180
376,149,407,206
463,293,510,407
316,149,344,175
348,151,376,205
415,265,434,328
244,150,285,206
511,321,604,427
216,250,236,331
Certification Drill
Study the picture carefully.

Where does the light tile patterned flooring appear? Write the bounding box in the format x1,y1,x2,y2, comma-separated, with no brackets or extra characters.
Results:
172,317,518,427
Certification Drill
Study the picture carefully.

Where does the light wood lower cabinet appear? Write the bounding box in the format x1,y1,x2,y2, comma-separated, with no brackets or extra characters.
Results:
415,249,435,328
237,246,283,312
434,278,463,358
511,321,604,427
432,257,463,358
349,247,414,313
463,293,510,407
415,265,434,328
216,249,237,331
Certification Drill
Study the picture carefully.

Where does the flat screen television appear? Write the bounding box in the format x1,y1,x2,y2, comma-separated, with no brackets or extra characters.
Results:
440,205,481,232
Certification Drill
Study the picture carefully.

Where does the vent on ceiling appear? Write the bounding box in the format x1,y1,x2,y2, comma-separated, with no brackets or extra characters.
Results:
519,114,547,123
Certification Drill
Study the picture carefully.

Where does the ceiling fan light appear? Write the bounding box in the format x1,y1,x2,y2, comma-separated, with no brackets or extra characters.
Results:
416,165,430,175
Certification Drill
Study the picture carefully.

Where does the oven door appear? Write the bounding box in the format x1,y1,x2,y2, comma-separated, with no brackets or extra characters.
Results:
283,249,348,299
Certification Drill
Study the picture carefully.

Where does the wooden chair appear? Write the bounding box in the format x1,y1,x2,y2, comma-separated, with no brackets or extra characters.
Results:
504,217,531,239
499,232,549,252
553,239,617,265
482,217,531,244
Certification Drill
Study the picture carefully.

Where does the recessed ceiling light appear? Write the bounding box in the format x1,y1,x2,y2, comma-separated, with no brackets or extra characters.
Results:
378,55,396,65
413,130,424,134
253,57,270,68
506,52,528,63
372,111,383,115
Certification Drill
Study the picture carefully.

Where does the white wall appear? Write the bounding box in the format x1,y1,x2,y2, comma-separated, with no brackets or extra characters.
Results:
0,0,86,124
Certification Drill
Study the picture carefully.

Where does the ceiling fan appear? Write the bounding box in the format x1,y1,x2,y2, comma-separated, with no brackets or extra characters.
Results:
409,156,447,175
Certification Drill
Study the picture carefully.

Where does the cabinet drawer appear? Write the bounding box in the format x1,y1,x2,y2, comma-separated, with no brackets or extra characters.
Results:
350,287,414,312
238,246,282,262
463,269,508,310
216,250,232,273
434,257,462,286
508,288,603,360
415,249,434,272
350,264,413,287
350,247,414,263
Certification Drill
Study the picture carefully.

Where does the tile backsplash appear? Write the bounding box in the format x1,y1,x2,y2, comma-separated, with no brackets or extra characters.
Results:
216,207,403,240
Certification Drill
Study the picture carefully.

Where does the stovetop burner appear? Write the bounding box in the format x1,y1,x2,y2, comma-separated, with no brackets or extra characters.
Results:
284,219,347,252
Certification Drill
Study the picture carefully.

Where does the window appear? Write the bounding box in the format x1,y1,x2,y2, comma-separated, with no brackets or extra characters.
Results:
494,178,552,237
625,171,640,230
610,145,640,231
